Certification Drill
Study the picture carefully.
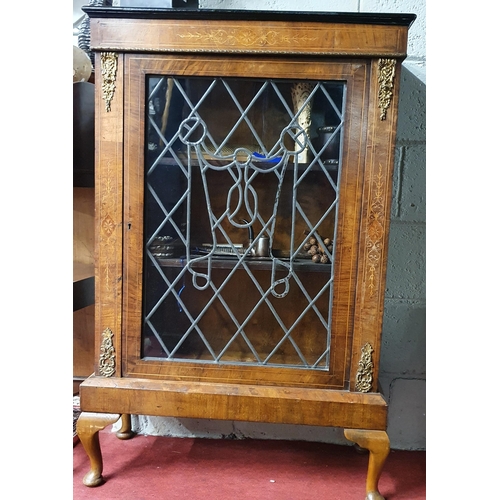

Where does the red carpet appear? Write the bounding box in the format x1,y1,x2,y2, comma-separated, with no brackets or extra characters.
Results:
74,429,425,499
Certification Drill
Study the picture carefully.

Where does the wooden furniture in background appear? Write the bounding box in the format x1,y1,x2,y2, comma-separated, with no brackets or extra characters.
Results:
73,187,95,394
77,7,415,499
73,81,96,395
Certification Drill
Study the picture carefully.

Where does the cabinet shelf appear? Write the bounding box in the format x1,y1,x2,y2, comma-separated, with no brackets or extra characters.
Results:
155,256,331,273
156,154,339,173
73,263,95,312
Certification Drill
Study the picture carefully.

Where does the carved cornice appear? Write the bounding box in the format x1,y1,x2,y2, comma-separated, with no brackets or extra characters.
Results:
377,58,396,120
82,7,416,28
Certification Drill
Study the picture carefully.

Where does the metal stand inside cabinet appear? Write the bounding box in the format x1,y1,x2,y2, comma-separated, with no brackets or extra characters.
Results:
77,7,416,500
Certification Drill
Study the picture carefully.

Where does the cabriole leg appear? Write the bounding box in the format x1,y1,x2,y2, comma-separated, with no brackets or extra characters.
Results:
76,412,121,487
344,429,390,500
116,413,135,440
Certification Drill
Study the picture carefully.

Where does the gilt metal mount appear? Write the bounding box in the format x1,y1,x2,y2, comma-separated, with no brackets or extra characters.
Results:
101,52,118,112
355,342,374,392
377,58,396,121
99,327,116,377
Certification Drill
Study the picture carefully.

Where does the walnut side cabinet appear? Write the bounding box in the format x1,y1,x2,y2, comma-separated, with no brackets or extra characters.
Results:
77,7,415,499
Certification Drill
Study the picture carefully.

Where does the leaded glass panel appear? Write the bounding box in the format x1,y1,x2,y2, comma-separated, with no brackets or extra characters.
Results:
141,76,345,371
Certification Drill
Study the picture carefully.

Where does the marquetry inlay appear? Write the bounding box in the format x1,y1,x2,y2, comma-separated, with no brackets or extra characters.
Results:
99,327,116,377
99,160,118,293
101,52,118,112
101,213,116,237
377,58,396,120
177,28,318,48
355,343,374,392
366,164,385,298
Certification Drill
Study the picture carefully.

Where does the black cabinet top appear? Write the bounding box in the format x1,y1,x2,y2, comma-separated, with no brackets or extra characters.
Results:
82,6,416,27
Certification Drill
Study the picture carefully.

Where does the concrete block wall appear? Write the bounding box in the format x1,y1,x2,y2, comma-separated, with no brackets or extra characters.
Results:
107,0,426,450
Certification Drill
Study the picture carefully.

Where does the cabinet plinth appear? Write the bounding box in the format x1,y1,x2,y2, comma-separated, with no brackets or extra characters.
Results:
77,7,415,499
80,376,388,430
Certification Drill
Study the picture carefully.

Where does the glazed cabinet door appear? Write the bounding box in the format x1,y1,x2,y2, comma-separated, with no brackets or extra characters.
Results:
121,54,371,390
